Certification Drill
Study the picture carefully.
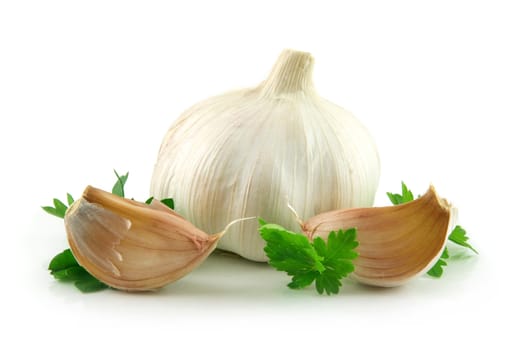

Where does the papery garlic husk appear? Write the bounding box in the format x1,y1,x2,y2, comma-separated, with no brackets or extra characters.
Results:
65,186,244,291
301,186,456,287
150,49,381,261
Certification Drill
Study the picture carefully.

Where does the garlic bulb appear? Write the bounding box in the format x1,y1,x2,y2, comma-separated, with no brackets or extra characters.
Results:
151,49,380,261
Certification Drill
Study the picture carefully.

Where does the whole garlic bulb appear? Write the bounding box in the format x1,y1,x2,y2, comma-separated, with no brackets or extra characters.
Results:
151,49,380,262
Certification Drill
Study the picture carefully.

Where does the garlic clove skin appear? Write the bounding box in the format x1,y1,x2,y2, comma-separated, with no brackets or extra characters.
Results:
302,186,455,287
151,49,380,262
65,186,223,291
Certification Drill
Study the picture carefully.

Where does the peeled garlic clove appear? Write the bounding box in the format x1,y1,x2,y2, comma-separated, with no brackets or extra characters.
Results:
302,186,455,287
151,49,380,261
65,186,225,291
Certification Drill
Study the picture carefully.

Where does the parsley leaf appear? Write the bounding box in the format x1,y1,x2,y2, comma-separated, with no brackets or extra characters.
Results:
427,247,449,277
312,229,358,294
74,278,108,293
387,182,414,205
160,198,175,210
67,193,74,206
448,225,478,254
260,223,325,277
42,195,71,218
48,248,78,271
387,182,478,278
145,196,175,209
48,249,108,293
259,219,359,295
111,170,129,197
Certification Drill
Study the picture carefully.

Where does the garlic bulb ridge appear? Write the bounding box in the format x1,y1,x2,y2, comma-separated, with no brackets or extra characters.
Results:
151,49,381,261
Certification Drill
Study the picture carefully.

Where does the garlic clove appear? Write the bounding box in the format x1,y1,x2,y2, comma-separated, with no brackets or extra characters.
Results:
65,186,228,291
301,186,455,287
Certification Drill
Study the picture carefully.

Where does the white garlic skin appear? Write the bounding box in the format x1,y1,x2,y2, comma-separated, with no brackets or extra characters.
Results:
150,50,380,261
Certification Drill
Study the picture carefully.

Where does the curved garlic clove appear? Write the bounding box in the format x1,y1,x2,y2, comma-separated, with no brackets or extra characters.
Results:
301,186,455,287
65,186,229,291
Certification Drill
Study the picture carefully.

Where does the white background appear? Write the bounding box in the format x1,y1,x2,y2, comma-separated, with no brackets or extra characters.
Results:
1,0,525,348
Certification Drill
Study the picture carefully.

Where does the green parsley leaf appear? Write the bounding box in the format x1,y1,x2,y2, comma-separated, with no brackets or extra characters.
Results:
41,205,62,218
52,266,90,281
312,229,358,295
111,170,129,197
53,198,68,214
48,249,108,293
74,278,108,293
260,221,358,295
260,223,325,275
427,247,449,278
67,193,74,206
448,225,478,254
289,272,318,290
315,269,342,295
160,198,175,210
42,195,72,218
145,196,175,210
387,181,414,205
49,248,78,271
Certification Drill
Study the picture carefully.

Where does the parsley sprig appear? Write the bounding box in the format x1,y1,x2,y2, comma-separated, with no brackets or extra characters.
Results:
42,193,74,218
44,170,174,292
386,182,414,204
49,249,107,292
259,219,359,295
387,182,478,277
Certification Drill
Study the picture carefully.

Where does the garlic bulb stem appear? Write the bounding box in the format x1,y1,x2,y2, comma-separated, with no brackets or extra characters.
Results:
259,49,314,97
